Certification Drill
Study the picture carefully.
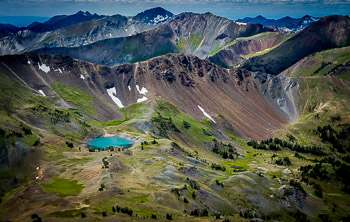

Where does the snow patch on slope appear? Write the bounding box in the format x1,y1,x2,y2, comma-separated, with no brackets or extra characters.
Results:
38,90,46,97
38,63,50,73
198,105,216,123
128,85,131,91
106,87,124,108
136,85,148,95
80,74,85,80
137,96,148,103
235,21,247,25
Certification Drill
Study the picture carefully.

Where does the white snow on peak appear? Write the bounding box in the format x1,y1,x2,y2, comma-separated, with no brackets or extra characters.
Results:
128,85,131,91
151,14,169,24
198,105,216,123
136,85,148,95
38,90,46,97
106,87,124,108
27,60,31,64
80,74,85,80
38,63,50,73
235,21,247,25
137,96,148,103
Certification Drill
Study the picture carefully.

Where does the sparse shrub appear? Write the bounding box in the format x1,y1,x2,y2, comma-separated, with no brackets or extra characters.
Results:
166,213,173,220
189,182,200,190
183,120,191,129
213,212,220,219
200,209,208,217
171,188,181,196
33,138,40,146
284,188,293,196
81,212,86,218
184,197,189,203
65,141,73,148
120,206,133,216
192,191,196,199
151,214,157,219
99,184,105,191
31,214,42,222
314,183,323,198
22,127,32,135
190,209,200,216
215,179,224,188
102,211,107,217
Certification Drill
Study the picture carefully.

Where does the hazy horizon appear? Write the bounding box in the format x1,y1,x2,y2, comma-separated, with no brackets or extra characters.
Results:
0,0,349,26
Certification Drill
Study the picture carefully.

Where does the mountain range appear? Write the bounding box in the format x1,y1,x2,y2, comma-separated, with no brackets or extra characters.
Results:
0,7,349,222
237,15,319,33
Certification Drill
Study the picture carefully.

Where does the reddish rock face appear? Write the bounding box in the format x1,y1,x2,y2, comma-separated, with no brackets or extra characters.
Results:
0,53,298,140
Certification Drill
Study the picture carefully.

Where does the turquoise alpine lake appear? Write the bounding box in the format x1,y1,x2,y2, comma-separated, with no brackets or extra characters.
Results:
88,137,133,150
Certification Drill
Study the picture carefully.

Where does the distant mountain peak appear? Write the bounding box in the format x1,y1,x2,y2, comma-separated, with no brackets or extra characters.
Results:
134,7,173,25
75,10,93,16
237,14,320,33
255,15,266,19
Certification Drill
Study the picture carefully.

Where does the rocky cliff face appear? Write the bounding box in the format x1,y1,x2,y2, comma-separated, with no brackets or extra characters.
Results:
0,53,298,139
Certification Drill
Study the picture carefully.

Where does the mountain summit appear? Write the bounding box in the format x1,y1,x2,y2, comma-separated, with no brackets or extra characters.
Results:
134,7,174,25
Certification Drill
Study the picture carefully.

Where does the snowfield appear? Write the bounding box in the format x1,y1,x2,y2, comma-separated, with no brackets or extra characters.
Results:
198,105,216,123
38,90,46,97
106,87,124,108
137,96,148,103
136,85,148,95
38,63,50,73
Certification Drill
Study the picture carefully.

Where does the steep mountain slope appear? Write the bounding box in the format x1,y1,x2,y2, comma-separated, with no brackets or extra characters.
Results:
237,15,319,33
279,46,350,80
208,32,292,68
27,11,105,33
0,53,297,140
32,12,267,66
243,15,350,75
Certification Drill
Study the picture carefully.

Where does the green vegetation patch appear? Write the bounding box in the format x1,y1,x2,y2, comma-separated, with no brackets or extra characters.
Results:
47,208,86,218
53,82,96,116
55,157,93,166
189,32,202,51
132,195,148,203
41,177,85,197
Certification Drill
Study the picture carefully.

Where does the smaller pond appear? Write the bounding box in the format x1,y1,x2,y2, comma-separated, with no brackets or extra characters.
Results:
88,137,133,150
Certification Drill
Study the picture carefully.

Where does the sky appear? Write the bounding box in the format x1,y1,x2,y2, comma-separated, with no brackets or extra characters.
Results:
0,0,349,26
